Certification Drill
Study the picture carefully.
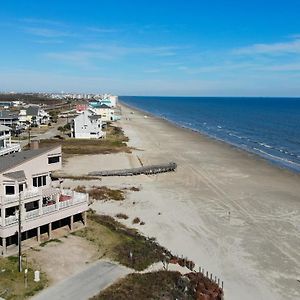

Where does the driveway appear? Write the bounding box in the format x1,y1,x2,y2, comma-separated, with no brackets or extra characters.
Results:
32,260,131,300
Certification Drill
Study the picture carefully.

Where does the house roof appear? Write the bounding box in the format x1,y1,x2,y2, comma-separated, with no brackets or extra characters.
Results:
26,106,39,116
0,147,59,173
0,125,11,131
3,170,26,181
0,110,19,120
99,104,111,109
88,115,101,120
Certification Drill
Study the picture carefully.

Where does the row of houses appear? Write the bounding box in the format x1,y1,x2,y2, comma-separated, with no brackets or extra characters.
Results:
71,97,120,139
0,105,50,131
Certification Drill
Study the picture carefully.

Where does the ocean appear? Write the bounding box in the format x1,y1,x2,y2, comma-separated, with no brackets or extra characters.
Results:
120,96,300,173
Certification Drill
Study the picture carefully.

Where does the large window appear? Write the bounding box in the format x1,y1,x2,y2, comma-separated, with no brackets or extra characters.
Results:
48,156,60,164
5,185,15,195
33,175,47,187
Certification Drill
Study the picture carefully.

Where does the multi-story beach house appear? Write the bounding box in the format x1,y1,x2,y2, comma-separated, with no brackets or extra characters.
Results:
71,109,105,139
89,103,116,122
0,125,21,157
0,145,88,255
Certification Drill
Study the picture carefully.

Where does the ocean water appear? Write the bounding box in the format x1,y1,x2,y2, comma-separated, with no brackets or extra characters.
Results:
120,96,300,173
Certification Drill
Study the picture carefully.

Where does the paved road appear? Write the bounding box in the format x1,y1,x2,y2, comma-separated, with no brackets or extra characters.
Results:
32,261,131,300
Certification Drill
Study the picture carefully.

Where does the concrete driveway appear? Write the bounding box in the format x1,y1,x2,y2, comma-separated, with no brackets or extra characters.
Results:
32,260,131,300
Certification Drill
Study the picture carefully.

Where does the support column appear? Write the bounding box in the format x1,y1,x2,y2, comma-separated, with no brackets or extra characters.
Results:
37,227,41,243
2,238,6,256
48,223,52,239
70,215,74,231
83,211,87,227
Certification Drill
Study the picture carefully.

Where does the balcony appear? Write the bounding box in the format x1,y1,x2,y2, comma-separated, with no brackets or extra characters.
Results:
1,189,88,227
0,143,21,156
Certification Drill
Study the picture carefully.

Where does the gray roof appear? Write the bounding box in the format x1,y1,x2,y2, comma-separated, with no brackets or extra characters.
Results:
0,110,19,120
0,147,57,173
26,106,39,116
3,170,26,181
88,115,101,120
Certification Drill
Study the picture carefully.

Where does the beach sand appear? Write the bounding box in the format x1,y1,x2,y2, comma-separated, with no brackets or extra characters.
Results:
62,104,300,300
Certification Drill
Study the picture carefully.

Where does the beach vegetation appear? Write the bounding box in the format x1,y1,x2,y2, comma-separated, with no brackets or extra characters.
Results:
74,185,125,201
74,212,170,271
115,213,129,219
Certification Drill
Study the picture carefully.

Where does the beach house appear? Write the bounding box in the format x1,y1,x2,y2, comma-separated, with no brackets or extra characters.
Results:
89,103,116,122
0,110,20,128
71,109,105,139
0,145,88,255
0,125,21,157
19,106,50,127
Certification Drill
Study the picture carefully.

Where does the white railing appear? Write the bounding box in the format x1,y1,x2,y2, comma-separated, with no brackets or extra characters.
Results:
1,188,41,205
5,215,18,226
25,209,40,220
23,188,40,199
73,191,87,204
58,199,72,209
0,143,21,156
42,204,56,215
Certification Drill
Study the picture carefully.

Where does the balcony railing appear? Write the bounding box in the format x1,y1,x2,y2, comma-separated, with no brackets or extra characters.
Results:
42,204,56,215
2,190,88,227
1,188,41,204
0,143,21,156
5,215,18,226
25,209,40,220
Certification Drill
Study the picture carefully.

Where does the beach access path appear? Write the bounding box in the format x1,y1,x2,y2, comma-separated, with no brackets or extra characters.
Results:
61,103,300,300
31,260,131,300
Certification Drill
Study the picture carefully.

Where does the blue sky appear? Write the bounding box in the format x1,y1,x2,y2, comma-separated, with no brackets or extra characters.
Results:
1,0,300,96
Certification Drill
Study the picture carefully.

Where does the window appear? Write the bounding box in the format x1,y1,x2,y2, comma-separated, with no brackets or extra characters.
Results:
5,185,15,195
33,175,47,187
48,156,60,164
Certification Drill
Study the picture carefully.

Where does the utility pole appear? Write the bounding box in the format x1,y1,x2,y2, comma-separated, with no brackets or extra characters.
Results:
18,190,22,272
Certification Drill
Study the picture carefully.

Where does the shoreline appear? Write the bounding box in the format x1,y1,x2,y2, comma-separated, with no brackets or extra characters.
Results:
119,100,300,178
61,103,300,300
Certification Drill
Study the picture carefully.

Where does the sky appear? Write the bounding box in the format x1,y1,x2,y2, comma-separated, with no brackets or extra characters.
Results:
1,0,300,96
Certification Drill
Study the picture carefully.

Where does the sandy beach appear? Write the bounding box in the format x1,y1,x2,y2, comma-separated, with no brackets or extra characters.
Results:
61,103,300,300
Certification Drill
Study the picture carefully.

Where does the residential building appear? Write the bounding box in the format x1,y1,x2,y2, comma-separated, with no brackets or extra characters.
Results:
0,125,21,157
71,110,105,139
0,110,20,128
0,145,88,255
19,106,50,127
90,104,116,122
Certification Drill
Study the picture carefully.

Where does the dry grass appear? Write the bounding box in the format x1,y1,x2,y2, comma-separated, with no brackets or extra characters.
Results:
38,124,131,155
0,256,48,299
74,212,170,271
91,271,186,300
132,217,141,224
74,186,125,201
115,213,129,220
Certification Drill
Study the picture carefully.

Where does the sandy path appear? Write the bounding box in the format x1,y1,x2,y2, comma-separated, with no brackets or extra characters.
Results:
62,104,300,300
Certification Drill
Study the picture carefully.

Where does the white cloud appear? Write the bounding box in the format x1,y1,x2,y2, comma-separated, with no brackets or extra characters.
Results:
24,27,76,38
233,38,300,55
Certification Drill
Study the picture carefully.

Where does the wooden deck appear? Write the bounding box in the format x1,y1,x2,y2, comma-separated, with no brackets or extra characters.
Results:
88,162,177,177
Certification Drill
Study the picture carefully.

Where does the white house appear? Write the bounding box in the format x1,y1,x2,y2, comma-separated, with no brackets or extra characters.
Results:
0,125,21,157
71,110,105,139
0,145,88,255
